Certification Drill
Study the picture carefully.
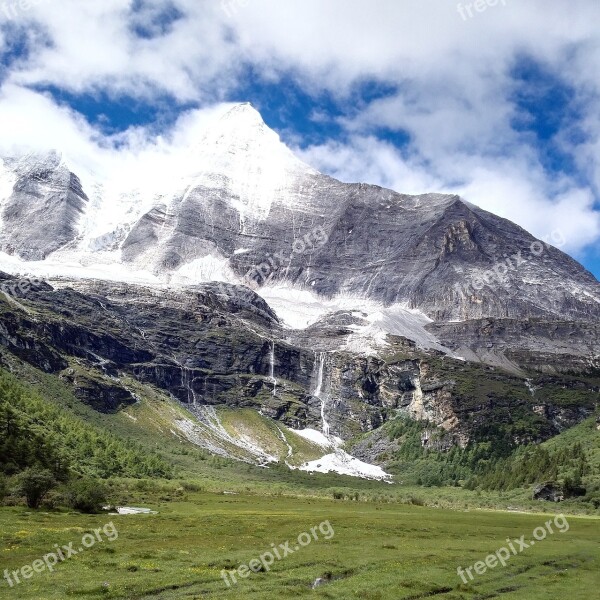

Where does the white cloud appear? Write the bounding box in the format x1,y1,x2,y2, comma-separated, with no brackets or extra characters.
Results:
0,84,101,160
450,163,600,252
3,0,239,101
296,136,441,196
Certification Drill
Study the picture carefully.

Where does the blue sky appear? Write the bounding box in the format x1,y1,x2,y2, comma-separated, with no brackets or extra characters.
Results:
0,0,599,279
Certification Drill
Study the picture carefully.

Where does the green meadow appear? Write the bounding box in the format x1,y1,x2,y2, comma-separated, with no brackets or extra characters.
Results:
1,490,599,599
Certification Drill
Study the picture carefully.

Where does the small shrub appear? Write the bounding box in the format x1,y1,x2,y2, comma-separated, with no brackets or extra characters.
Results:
180,481,203,492
134,479,152,491
41,489,63,510
14,468,57,509
65,478,109,513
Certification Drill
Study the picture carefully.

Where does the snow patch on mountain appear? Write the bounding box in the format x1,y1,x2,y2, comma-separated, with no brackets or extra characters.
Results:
0,250,160,286
292,428,343,448
257,284,449,353
168,255,238,286
299,450,392,481
0,159,16,225
290,427,391,480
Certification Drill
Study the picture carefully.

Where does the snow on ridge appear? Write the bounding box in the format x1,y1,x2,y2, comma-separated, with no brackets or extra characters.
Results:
0,251,160,286
292,427,343,448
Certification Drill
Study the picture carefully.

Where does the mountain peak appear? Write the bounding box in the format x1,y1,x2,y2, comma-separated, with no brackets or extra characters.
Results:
195,102,280,151
187,100,317,191
220,102,264,123
168,102,318,223
212,103,268,137
4,149,63,173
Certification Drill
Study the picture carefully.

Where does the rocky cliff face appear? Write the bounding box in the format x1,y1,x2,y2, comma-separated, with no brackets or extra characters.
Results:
0,152,88,260
0,273,596,459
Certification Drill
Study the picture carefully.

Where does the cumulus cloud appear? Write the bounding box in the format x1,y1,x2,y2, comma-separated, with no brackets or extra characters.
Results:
296,136,441,196
2,0,239,101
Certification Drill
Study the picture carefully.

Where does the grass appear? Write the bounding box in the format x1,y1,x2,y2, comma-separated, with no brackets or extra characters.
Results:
0,491,599,599
217,408,324,465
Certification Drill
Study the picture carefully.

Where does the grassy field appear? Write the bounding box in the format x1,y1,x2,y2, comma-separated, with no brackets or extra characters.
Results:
1,491,599,599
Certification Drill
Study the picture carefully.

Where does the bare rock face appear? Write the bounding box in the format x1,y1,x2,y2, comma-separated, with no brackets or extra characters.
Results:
426,318,600,376
123,178,600,323
0,275,597,454
0,152,88,260
60,368,137,413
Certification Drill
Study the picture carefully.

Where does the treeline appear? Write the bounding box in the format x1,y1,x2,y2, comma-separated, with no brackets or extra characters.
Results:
0,370,172,480
465,443,589,491
386,416,594,491
387,418,509,487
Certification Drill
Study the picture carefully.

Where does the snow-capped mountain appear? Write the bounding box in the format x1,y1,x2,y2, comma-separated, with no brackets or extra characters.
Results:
0,102,599,329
